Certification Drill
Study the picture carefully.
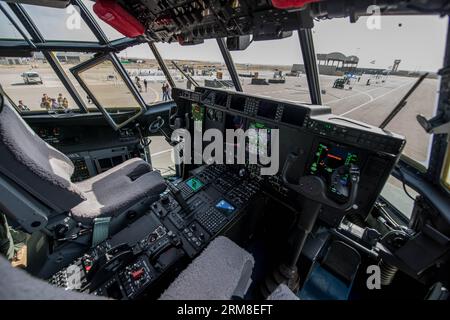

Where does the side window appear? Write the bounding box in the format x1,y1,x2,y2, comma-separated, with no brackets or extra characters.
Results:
117,45,176,176
313,16,447,168
54,51,94,107
156,39,232,92
0,53,78,112
117,44,166,105
0,4,31,39
22,3,97,42
380,175,419,219
75,58,141,111
443,146,450,191
231,31,311,103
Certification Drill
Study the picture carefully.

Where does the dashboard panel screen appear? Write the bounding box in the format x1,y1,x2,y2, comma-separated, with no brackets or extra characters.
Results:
216,199,235,216
281,105,307,127
186,177,204,191
257,101,278,119
230,95,246,112
309,142,359,201
215,92,228,107
201,90,215,105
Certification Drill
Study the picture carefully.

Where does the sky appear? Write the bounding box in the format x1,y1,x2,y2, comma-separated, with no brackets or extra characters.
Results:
2,2,448,72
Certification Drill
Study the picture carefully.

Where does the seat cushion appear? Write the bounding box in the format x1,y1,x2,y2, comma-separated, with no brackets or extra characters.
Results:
159,236,255,300
71,158,166,222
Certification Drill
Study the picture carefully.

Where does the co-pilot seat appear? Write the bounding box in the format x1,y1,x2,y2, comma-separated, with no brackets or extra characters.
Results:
160,236,255,300
0,95,166,233
158,236,299,300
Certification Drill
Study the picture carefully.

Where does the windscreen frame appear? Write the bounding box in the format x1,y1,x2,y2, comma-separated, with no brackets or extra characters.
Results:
70,52,145,130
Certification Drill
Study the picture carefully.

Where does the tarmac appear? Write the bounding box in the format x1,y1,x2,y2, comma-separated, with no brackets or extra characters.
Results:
1,64,438,172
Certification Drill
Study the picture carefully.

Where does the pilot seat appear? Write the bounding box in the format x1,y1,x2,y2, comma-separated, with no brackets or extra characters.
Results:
0,94,166,273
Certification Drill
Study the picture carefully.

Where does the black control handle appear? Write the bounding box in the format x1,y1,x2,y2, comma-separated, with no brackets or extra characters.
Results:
166,181,191,214
282,152,360,211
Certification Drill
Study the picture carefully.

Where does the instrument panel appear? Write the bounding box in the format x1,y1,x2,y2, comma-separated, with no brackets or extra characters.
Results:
196,86,331,125
49,164,262,299
173,86,406,224
175,87,405,155
29,124,142,182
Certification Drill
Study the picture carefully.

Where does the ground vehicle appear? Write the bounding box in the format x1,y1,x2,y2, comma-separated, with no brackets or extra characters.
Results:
21,71,42,84
333,77,347,89
0,0,449,302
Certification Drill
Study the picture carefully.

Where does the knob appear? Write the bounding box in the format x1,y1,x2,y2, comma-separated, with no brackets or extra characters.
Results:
161,195,170,205
148,233,158,243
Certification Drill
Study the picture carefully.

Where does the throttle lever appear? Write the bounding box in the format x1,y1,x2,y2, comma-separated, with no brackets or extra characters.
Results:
166,181,191,215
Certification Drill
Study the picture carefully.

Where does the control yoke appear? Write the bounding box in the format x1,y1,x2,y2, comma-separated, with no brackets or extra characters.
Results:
149,116,165,134
281,152,360,211
149,116,178,147
262,152,361,296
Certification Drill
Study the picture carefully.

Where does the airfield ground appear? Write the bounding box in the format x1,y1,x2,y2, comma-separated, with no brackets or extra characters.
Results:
0,63,438,175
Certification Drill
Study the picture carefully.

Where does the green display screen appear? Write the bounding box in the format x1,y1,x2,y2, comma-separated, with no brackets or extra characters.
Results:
248,122,271,157
186,177,204,191
310,143,358,199
192,103,204,122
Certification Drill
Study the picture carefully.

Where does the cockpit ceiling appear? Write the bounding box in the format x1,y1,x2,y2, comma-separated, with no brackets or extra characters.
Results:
5,0,70,8
93,0,449,44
